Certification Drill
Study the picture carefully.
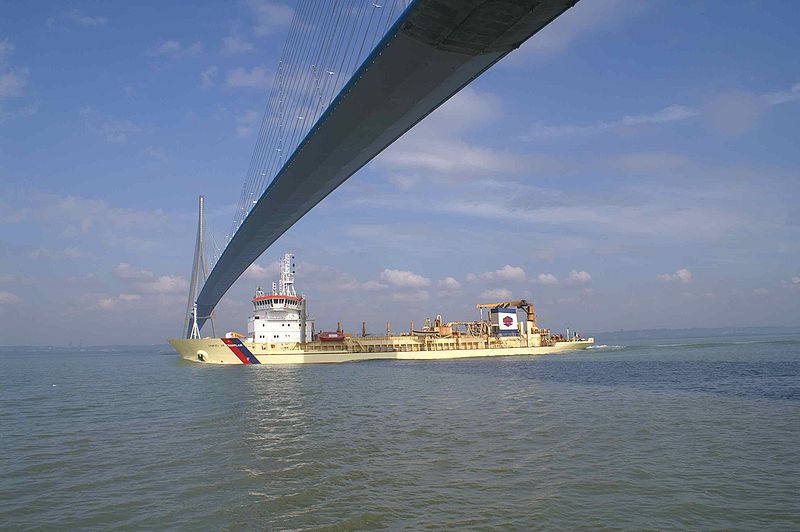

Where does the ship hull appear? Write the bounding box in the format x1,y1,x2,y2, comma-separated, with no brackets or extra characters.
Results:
169,337,594,365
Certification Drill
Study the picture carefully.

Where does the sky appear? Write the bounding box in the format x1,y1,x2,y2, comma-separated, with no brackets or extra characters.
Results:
1,0,798,345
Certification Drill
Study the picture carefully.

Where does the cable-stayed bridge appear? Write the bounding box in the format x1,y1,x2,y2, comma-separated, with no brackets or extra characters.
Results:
185,0,579,336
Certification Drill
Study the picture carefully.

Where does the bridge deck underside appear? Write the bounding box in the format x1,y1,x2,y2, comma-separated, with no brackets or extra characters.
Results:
192,0,577,334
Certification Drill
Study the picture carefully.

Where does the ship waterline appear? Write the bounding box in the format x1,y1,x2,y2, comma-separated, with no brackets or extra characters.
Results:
169,337,595,365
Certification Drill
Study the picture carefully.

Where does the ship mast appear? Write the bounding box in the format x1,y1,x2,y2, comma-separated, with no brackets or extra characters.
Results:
190,304,201,339
279,253,296,297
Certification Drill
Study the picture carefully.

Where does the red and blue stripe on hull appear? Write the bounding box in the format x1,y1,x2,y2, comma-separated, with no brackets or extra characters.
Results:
221,338,261,364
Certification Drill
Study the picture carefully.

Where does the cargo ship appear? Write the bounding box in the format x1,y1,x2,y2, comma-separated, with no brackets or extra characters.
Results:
169,253,593,364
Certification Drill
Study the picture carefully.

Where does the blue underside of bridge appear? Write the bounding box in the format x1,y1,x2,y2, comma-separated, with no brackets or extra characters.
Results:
192,0,578,335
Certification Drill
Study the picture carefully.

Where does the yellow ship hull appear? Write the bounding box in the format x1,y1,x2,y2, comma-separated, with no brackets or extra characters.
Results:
169,336,594,365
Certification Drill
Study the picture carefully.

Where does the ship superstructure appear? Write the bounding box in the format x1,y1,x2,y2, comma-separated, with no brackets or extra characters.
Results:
246,253,312,344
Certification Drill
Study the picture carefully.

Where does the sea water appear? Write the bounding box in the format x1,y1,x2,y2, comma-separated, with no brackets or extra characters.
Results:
1,330,798,529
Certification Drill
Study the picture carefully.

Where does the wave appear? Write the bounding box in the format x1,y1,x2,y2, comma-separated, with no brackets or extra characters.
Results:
586,344,624,351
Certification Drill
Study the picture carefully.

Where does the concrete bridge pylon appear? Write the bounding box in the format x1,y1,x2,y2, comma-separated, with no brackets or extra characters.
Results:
183,195,215,338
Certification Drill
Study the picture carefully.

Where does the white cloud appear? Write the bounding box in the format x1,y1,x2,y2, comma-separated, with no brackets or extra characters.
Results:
113,263,153,281
391,290,430,303
65,9,108,27
0,43,29,118
386,174,420,191
761,82,800,106
150,40,202,58
780,276,800,290
0,69,28,98
479,265,527,282
380,138,523,176
566,270,591,285
235,109,261,137
0,44,33,116
419,87,503,134
526,104,696,139
222,35,255,55
225,66,273,89
700,83,800,137
0,39,14,65
658,268,692,284
63,247,84,258
438,277,461,291
537,273,559,285
248,0,294,36
153,40,180,56
0,102,38,123
242,261,280,280
343,223,429,247
200,66,218,88
2,194,172,253
29,247,86,259
144,146,169,162
621,105,696,126
379,269,431,288
0,291,21,304
377,88,524,179
96,293,142,310
80,107,142,143
525,82,800,141
481,288,512,300
510,0,646,63
299,263,361,292
138,275,188,294
704,91,763,137
611,152,691,174
349,171,754,242
361,280,388,291
113,263,188,294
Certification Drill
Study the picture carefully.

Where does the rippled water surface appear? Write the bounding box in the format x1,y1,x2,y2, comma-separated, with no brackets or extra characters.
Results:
2,331,799,530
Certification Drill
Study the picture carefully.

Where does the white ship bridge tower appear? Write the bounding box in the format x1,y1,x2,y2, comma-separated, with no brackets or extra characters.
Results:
247,253,310,344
